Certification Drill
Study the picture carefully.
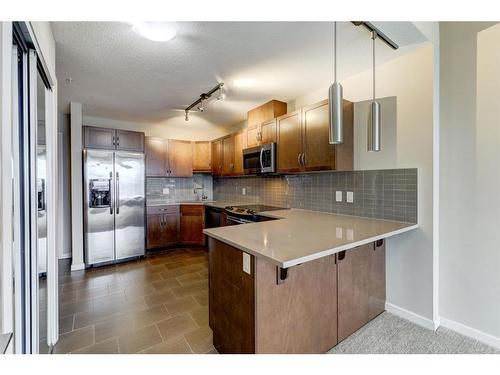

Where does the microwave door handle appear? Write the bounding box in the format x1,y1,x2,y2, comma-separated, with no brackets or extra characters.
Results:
260,147,264,172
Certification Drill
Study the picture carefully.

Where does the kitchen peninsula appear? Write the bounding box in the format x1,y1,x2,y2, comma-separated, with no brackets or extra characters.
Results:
203,208,418,353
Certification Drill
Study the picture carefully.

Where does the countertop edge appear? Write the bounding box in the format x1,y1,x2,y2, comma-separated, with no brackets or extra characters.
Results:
203,223,418,268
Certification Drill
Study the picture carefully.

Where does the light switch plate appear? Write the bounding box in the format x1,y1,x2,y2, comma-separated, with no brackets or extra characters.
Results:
347,229,354,241
242,187,246,195
242,253,251,274
335,191,343,202
346,191,354,203
163,188,170,195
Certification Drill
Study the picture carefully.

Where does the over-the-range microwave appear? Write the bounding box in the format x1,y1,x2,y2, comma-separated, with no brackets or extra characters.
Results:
242,143,276,175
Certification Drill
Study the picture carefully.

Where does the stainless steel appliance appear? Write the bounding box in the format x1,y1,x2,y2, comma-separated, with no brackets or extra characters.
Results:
37,145,47,274
243,143,276,174
84,149,145,266
224,204,285,225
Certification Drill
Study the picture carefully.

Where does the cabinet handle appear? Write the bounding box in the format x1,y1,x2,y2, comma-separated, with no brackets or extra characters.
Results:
337,250,346,262
302,153,306,166
116,136,120,146
297,153,301,166
112,136,115,146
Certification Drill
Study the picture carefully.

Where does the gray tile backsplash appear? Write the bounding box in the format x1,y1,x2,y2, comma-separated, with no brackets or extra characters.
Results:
213,169,417,223
147,174,213,205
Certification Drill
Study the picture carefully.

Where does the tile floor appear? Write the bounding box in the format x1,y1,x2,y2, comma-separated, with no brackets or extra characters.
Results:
49,248,214,354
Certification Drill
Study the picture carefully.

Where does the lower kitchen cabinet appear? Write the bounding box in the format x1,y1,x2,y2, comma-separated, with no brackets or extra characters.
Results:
207,238,386,353
146,206,180,250
180,205,205,245
337,240,386,342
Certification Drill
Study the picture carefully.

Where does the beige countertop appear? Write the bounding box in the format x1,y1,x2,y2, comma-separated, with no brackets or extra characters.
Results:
146,201,240,209
203,208,418,269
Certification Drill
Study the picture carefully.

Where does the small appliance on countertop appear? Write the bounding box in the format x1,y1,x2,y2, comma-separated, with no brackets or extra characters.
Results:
224,204,287,225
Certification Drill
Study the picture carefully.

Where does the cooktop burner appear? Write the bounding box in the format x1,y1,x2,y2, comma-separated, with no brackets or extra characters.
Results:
224,204,286,216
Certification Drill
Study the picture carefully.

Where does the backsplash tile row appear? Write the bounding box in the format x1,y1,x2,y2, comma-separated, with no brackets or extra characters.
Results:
147,174,213,205
213,169,417,223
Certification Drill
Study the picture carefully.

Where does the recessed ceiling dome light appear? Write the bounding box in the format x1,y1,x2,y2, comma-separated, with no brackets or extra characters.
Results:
132,22,178,42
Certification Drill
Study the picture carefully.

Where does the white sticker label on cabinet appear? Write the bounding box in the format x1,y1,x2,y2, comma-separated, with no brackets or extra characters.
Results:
243,252,251,274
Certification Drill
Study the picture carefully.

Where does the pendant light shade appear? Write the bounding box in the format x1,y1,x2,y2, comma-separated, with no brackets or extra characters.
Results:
329,22,343,145
368,30,381,152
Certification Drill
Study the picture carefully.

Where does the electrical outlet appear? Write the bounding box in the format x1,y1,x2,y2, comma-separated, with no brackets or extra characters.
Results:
335,191,343,202
242,252,251,274
347,229,354,241
336,227,343,239
162,188,170,195
346,191,354,203
242,187,246,195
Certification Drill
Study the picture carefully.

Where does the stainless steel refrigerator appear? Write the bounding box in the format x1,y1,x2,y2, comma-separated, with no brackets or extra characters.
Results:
83,149,145,266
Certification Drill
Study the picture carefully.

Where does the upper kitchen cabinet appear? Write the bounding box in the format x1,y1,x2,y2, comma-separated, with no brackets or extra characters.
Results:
193,141,212,173
168,140,193,177
276,99,353,173
145,137,193,177
276,110,303,173
145,136,169,177
211,138,223,176
233,129,246,175
84,126,145,152
246,100,286,147
222,135,235,176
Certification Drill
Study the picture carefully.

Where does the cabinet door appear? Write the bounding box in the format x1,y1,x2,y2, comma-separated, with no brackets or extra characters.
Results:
146,214,163,249
246,124,260,148
180,205,205,245
145,137,168,176
337,241,386,342
260,119,277,144
222,136,234,176
162,213,180,246
233,130,246,175
302,100,334,171
277,110,302,173
211,139,223,176
193,141,211,172
168,140,193,177
84,126,116,150
115,130,145,152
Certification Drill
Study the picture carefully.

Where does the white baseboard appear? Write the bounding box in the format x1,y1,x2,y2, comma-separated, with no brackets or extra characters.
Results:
385,302,436,330
440,317,500,350
58,253,71,260
70,262,85,271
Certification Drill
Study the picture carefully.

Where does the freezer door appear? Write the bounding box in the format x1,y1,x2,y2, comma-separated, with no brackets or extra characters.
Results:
84,149,115,265
114,151,145,260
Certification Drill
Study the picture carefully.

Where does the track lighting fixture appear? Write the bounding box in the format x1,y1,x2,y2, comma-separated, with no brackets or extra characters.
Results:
184,82,224,122
328,21,343,145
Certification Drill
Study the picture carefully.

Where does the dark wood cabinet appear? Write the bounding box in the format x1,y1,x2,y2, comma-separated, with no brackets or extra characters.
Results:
146,206,179,250
246,124,260,148
260,118,277,144
115,129,145,152
180,205,205,245
337,240,386,342
247,100,287,128
233,129,246,175
168,140,193,177
193,141,211,173
145,137,168,177
83,126,116,150
222,135,235,176
276,110,303,173
211,139,223,176
84,126,144,152
276,99,353,173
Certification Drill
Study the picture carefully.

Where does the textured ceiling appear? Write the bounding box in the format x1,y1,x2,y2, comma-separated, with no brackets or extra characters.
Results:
52,22,427,129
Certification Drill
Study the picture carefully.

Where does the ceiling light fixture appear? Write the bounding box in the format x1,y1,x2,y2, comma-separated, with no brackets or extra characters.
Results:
184,83,224,122
131,22,178,42
328,21,343,145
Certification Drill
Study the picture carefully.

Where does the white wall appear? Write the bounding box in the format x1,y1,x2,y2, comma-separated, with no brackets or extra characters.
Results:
439,22,500,346
293,44,436,323
58,113,72,258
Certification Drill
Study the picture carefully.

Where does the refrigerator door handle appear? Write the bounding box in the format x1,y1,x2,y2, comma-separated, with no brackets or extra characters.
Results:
109,172,113,214
116,171,120,215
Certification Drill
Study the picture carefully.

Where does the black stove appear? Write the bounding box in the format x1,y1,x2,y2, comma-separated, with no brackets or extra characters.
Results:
224,204,286,225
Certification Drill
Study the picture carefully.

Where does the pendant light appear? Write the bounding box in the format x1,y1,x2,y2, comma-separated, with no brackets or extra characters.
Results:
328,21,343,144
368,30,381,152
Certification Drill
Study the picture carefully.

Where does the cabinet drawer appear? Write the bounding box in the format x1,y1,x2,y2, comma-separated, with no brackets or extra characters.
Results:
180,204,205,216
147,205,180,215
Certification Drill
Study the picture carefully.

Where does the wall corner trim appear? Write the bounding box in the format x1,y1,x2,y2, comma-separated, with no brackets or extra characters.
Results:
385,302,436,331
439,317,500,350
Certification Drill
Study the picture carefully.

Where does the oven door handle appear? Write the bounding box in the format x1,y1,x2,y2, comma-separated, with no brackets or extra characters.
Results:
259,147,264,172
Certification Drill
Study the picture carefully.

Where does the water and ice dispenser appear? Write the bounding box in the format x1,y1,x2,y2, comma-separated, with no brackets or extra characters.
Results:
89,177,111,208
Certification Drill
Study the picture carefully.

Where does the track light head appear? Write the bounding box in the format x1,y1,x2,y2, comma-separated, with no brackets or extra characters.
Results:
185,110,189,121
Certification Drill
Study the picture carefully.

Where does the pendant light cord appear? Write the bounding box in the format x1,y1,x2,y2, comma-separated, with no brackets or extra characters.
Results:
334,21,337,82
372,30,377,101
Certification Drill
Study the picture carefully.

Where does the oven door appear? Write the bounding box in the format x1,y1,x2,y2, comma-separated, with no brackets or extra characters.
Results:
225,214,254,226
243,145,263,175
